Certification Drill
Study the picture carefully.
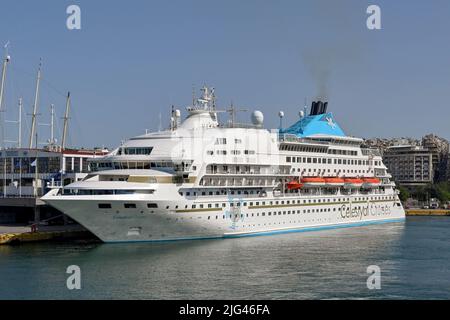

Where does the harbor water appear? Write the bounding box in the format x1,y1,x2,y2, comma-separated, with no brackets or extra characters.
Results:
1,216,450,299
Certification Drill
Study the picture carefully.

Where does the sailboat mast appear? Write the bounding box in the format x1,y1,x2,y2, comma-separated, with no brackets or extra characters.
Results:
61,91,70,150
50,104,55,145
18,97,22,148
29,60,42,148
0,54,10,112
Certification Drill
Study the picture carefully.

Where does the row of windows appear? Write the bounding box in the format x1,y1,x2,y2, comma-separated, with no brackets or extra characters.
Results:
328,149,358,156
176,204,386,222
117,147,153,155
201,208,336,221
180,189,264,197
279,144,328,153
215,138,243,145
0,156,62,174
207,149,255,156
286,156,381,166
64,189,152,195
293,167,371,174
97,194,395,211
99,203,158,209
92,160,186,171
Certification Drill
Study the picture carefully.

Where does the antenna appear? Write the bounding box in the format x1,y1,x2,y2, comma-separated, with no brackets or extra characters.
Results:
170,105,175,130
211,87,216,111
158,111,162,132
61,91,70,150
226,101,248,128
29,59,42,148
278,111,284,129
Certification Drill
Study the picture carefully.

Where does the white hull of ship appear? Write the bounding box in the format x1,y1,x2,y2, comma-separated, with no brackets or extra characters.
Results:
44,194,405,243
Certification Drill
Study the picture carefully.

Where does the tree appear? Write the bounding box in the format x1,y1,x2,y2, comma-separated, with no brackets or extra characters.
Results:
397,185,410,202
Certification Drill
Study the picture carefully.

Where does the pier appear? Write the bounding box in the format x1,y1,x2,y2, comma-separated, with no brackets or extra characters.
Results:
405,209,450,216
0,224,96,245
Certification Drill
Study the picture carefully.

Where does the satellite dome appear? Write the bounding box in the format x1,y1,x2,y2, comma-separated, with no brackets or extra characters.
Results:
251,110,264,126
299,110,305,118
278,111,284,118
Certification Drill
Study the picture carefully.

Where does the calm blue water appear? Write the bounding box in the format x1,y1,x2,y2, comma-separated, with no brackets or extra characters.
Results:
1,217,450,299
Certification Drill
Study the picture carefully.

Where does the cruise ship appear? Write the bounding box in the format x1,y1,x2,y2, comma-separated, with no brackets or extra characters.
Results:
42,87,405,242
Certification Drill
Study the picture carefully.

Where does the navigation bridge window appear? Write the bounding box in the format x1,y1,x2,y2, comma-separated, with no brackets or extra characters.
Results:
119,147,153,155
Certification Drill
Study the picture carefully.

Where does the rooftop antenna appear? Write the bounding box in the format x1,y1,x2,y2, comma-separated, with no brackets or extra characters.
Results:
61,91,70,150
158,111,162,132
170,105,175,130
29,59,42,149
211,87,216,111
278,111,284,129
226,101,248,128
298,98,308,118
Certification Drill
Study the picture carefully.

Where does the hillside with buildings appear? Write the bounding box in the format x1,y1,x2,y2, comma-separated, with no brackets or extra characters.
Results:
364,134,450,205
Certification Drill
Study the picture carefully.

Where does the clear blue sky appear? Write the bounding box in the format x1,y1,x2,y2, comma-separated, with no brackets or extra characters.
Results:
1,0,449,148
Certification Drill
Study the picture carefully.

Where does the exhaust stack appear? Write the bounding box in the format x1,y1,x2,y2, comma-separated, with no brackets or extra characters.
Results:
309,100,328,116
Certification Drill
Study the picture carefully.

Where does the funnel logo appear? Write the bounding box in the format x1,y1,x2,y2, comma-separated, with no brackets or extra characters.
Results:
325,117,336,129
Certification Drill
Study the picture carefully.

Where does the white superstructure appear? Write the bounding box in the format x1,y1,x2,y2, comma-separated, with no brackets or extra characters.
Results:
42,87,405,242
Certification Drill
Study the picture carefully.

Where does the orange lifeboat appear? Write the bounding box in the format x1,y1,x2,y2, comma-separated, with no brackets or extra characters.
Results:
362,177,381,188
301,177,326,187
324,177,345,186
287,180,303,190
343,178,364,188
